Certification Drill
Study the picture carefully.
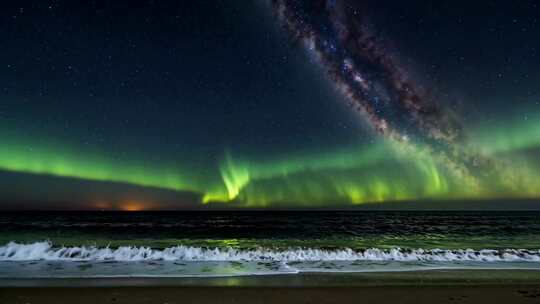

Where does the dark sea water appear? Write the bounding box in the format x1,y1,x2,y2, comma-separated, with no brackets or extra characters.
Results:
1,211,540,277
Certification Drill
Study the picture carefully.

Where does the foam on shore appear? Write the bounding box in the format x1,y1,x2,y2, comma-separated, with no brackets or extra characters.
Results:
2,241,540,262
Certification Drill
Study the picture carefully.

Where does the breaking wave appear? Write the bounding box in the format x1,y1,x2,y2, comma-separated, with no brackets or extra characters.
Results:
1,242,540,262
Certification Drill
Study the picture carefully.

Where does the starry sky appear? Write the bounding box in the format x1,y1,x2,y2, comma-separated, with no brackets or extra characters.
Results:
1,0,540,210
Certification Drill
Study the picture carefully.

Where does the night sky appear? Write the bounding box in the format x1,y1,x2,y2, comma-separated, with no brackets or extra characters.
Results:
1,0,540,210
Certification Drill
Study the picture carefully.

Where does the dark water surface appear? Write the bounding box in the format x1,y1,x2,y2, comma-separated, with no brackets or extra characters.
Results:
1,211,540,277
1,211,540,249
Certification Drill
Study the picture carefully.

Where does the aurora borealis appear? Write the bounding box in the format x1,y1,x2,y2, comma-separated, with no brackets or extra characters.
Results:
1,0,540,209
1,121,540,209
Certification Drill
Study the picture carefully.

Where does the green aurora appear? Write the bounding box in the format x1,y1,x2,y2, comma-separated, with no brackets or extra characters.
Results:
1,115,539,208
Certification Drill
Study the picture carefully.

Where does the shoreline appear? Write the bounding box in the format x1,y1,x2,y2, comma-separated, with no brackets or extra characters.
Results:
3,269,540,287
4,270,540,303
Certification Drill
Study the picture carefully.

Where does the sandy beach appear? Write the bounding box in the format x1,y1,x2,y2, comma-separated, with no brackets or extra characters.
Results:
3,285,540,304
3,270,540,304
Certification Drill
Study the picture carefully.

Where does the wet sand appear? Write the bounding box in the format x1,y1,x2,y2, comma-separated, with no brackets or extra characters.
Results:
4,285,540,304
3,270,540,304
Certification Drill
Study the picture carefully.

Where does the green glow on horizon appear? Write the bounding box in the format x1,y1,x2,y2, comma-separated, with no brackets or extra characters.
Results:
1,117,540,208
0,137,204,194
202,142,457,205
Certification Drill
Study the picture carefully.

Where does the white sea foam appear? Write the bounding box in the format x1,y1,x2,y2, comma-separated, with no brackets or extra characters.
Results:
1,241,540,262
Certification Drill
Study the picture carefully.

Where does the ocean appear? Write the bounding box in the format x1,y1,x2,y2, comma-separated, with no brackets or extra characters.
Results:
1,211,540,278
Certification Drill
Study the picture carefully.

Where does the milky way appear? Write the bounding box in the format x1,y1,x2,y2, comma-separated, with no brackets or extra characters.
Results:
272,1,461,141
270,0,509,192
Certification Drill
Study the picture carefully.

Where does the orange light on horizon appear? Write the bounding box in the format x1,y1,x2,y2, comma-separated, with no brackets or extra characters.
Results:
120,201,147,211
